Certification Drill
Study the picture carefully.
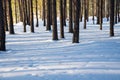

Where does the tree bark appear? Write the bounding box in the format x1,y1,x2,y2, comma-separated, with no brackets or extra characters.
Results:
46,0,51,30
69,0,73,33
73,0,80,43
0,0,6,51
8,0,15,34
60,0,64,38
52,0,58,40
30,0,34,33
110,0,114,36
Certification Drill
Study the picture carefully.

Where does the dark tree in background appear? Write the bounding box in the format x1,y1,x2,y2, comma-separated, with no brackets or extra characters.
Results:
0,0,6,51
69,0,73,33
3,0,8,31
30,0,34,33
96,0,100,24
22,0,27,32
8,0,15,34
110,0,114,36
100,0,103,30
42,0,46,26
84,0,87,29
92,0,95,24
46,0,51,30
36,0,39,27
63,0,67,26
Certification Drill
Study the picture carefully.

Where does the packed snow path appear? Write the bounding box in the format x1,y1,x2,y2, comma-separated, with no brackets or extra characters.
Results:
0,20,120,80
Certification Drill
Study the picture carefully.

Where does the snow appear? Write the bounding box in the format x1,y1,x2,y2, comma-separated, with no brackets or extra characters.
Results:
0,17,120,80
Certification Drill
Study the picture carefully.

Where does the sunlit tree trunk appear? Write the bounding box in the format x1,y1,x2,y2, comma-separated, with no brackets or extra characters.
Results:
36,0,39,27
15,0,17,23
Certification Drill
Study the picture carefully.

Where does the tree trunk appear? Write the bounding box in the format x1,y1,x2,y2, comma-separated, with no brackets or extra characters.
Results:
8,0,15,34
22,0,27,32
15,0,17,23
3,0,9,31
84,0,87,29
46,0,51,30
30,0,34,33
115,0,118,24
73,0,80,43
60,0,64,38
0,0,6,51
110,0,114,36
100,0,103,30
18,0,23,22
63,0,66,26
69,0,73,33
96,0,100,24
92,0,95,24
36,0,39,27
42,0,46,26
52,0,58,40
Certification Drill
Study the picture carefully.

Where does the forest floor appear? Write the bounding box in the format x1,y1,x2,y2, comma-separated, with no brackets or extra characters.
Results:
0,18,120,80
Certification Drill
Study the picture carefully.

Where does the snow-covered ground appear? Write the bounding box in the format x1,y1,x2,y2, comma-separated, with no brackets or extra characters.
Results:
0,18,120,80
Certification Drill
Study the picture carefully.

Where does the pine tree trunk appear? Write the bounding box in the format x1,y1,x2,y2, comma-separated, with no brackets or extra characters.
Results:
0,0,6,51
92,0,95,24
63,0,66,26
84,0,87,29
42,0,46,26
15,0,17,23
105,0,109,21
46,0,51,30
100,0,103,30
52,0,58,40
8,0,15,34
118,0,120,22
3,0,9,31
80,0,83,22
73,0,80,43
86,0,89,22
96,0,100,24
36,0,39,27
22,0,27,32
115,0,118,24
30,0,34,33
69,0,73,33
18,0,23,22
110,0,114,36
60,0,64,38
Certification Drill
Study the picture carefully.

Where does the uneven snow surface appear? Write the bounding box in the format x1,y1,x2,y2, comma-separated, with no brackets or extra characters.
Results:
0,18,120,80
